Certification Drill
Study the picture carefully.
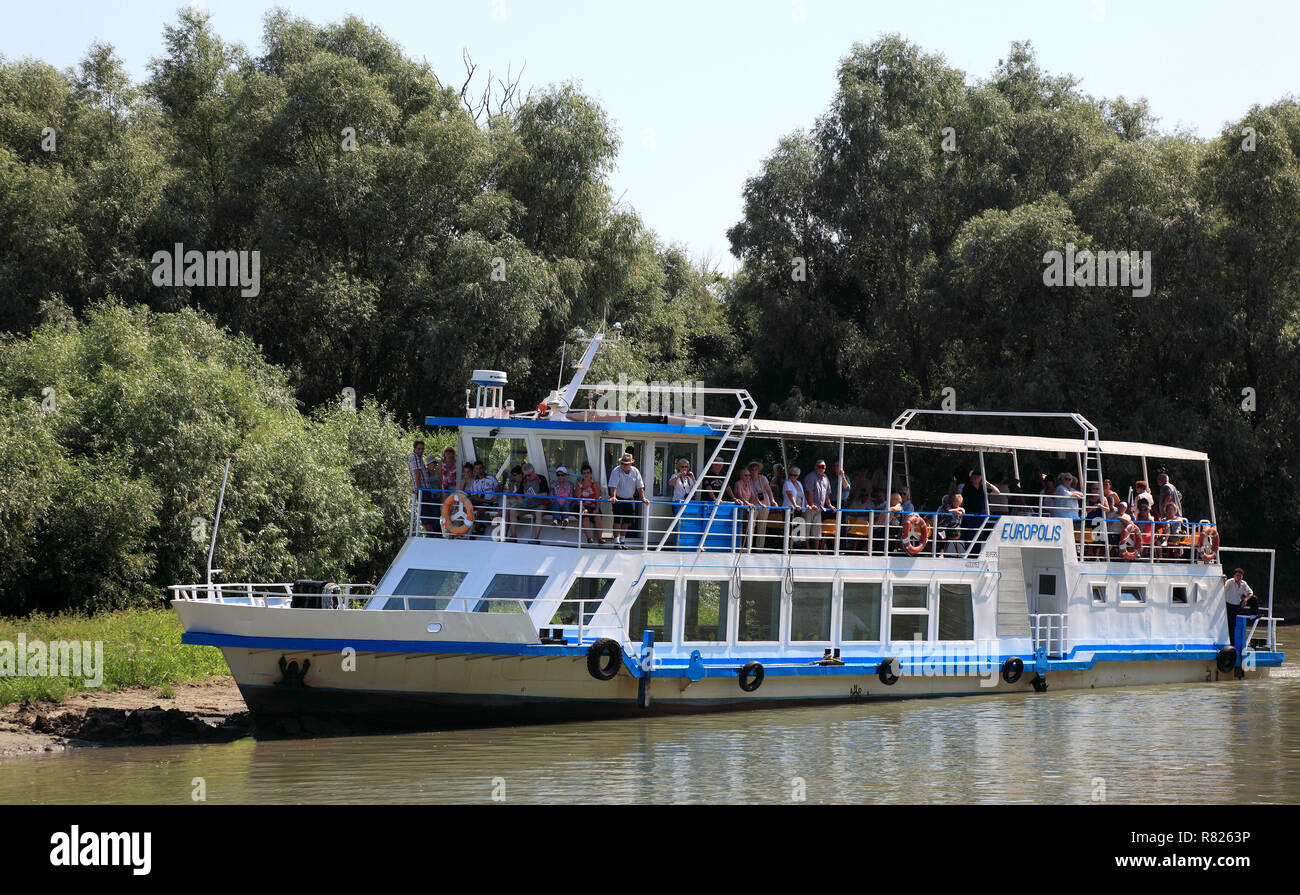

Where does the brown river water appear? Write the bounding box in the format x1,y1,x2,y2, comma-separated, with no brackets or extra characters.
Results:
1,663,1297,803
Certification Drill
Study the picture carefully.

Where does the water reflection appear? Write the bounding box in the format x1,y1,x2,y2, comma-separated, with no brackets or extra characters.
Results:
3,666,1297,804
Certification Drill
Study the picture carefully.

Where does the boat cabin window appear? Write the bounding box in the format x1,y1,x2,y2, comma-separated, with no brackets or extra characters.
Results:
684,580,729,642
472,435,528,483
842,582,882,641
1171,585,1189,605
891,583,929,642
383,569,467,610
602,439,649,482
1037,574,1057,597
791,581,832,641
1120,585,1146,604
937,583,974,640
479,574,548,612
551,577,616,625
653,441,699,497
541,438,589,481
737,580,781,642
629,579,674,644
1091,584,1107,604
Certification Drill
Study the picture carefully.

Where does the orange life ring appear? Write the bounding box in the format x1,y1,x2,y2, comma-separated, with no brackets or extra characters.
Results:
441,491,475,535
1197,525,1220,562
900,514,930,555
1119,522,1143,560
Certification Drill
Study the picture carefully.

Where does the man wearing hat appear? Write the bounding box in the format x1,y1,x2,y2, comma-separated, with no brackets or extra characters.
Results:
608,452,649,548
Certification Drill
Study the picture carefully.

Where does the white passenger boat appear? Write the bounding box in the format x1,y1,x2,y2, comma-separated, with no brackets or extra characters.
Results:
172,331,1285,727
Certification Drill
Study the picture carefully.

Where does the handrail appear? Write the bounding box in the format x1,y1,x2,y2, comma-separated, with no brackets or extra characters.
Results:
407,483,1224,563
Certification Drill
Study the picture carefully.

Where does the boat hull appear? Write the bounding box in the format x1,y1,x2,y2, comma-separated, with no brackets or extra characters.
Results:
222,645,1273,729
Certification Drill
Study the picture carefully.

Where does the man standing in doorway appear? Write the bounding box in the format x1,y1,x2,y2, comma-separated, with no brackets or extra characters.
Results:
608,452,649,548
1224,568,1255,647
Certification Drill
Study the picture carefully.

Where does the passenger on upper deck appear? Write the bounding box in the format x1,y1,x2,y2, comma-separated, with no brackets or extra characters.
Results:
1052,473,1083,520
748,461,777,549
668,459,696,501
436,446,459,494
769,463,787,500
409,440,428,493
468,460,499,535
782,465,809,549
961,469,998,535
829,460,851,506
939,492,965,554
608,452,649,548
1157,471,1182,518
697,461,731,503
803,461,835,553
550,466,575,528
577,464,602,544
1132,479,1154,511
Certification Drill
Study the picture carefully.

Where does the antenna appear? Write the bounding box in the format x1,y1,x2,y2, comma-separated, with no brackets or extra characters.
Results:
207,454,232,585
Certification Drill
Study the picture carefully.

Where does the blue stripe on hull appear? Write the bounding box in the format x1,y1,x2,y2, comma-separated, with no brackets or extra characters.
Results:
185,630,1285,672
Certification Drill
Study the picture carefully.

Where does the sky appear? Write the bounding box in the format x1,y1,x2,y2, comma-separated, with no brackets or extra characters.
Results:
3,0,1297,272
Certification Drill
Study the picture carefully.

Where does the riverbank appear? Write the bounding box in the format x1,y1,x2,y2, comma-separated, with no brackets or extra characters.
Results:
0,608,230,706
0,676,249,758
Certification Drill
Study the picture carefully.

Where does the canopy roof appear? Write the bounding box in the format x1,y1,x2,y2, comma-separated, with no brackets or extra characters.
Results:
727,417,1209,462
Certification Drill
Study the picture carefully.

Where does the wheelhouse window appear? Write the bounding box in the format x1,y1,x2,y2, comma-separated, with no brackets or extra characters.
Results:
383,569,467,610
629,579,674,644
937,583,974,640
1120,585,1146,604
541,439,589,482
472,436,528,484
551,577,615,625
737,580,781,642
791,581,832,641
890,583,929,643
842,582,882,641
478,574,548,613
684,579,729,642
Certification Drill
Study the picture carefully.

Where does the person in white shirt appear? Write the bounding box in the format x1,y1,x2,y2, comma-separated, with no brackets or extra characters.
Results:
668,459,696,502
782,465,808,548
1224,568,1255,645
607,452,648,547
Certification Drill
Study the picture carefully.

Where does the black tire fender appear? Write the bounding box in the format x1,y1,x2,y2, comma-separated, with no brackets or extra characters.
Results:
586,638,622,681
739,661,765,692
1001,657,1024,684
1215,646,1237,673
877,657,899,686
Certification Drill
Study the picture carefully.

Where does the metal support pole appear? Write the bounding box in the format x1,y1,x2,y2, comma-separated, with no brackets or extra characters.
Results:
1204,459,1217,524
207,454,232,585
834,437,845,556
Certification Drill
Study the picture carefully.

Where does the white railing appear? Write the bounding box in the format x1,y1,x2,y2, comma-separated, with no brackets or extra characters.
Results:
168,584,624,642
1029,612,1070,658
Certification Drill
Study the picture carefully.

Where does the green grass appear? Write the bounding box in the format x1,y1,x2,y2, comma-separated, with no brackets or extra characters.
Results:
0,608,229,707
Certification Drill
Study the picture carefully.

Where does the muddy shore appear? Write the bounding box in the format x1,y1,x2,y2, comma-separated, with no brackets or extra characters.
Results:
0,677,250,758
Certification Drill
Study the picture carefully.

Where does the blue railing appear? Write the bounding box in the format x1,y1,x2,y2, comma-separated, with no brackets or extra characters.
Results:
408,484,1219,564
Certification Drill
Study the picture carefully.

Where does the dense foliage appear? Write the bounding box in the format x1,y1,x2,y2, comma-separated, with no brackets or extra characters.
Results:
0,301,414,613
0,13,1296,610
